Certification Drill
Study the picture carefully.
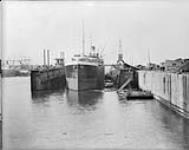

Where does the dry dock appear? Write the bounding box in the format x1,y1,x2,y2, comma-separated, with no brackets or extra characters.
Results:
138,71,189,119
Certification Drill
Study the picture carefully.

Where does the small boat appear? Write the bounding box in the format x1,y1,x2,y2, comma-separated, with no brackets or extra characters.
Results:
117,90,153,100
104,80,114,88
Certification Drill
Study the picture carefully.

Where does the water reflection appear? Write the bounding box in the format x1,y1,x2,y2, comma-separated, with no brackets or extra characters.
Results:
155,102,189,149
66,90,103,108
3,77,189,150
32,89,65,99
31,89,65,103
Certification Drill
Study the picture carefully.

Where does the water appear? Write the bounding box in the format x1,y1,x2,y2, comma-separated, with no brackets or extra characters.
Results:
3,77,189,150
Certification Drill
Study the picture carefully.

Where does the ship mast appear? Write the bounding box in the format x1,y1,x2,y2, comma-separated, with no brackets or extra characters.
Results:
90,34,93,47
118,39,123,62
82,21,85,56
148,48,151,64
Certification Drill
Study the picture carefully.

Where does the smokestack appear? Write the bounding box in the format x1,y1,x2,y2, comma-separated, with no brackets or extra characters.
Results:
47,49,50,66
43,49,46,66
60,52,64,59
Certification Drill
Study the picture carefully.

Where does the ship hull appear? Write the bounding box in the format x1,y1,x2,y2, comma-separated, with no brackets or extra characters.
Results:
65,64,104,91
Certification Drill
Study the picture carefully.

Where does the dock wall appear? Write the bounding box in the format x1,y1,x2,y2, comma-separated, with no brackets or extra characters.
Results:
31,68,66,91
138,71,189,118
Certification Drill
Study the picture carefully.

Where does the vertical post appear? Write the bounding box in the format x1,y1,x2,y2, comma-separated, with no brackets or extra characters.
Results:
82,21,85,56
90,34,93,47
43,49,46,66
148,48,151,65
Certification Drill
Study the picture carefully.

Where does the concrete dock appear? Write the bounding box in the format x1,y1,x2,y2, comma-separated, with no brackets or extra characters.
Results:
138,71,189,119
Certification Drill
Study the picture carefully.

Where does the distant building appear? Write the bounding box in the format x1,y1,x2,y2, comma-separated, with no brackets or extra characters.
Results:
161,58,189,72
146,63,161,71
177,61,189,73
55,58,64,66
55,52,64,66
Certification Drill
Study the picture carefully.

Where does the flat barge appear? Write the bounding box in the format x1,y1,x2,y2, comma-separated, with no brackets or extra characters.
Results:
31,67,66,92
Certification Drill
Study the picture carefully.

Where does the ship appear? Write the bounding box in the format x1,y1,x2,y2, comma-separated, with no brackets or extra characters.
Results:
65,46,104,91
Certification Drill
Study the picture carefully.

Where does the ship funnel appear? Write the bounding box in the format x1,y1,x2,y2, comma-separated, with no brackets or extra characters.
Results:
47,49,50,66
43,49,46,66
60,52,64,59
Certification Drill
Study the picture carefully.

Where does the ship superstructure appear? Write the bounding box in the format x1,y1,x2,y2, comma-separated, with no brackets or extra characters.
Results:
65,46,104,91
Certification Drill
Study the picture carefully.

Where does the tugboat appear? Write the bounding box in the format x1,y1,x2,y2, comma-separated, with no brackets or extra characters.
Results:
65,46,104,91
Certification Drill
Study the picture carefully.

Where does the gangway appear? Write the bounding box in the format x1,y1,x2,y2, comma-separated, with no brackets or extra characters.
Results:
117,77,133,92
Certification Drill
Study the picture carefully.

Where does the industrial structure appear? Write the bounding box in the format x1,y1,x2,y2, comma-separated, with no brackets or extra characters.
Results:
161,58,189,72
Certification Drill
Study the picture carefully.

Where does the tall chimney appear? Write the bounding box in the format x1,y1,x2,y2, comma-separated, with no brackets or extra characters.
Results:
60,52,64,59
47,49,50,66
43,49,46,66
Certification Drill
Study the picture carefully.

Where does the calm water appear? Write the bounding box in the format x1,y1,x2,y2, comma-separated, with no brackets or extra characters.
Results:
2,77,189,150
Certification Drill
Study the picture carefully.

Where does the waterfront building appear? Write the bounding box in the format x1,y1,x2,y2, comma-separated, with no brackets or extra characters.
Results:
161,58,189,72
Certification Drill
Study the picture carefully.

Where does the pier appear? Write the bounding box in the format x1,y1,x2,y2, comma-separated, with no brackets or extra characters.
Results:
29,55,189,120
138,71,189,119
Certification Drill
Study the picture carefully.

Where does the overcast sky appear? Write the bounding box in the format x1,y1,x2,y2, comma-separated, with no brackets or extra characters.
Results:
2,1,189,65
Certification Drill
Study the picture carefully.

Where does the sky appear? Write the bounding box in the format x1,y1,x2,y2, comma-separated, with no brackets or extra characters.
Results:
2,1,189,65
